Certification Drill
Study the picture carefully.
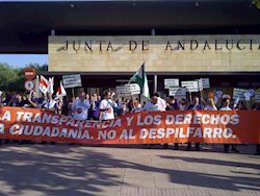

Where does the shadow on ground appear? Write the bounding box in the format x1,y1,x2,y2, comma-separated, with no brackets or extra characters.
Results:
0,144,259,195
0,145,124,195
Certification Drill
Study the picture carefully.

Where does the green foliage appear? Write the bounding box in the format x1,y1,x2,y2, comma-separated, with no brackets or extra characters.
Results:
25,63,48,72
0,63,48,92
252,0,260,9
0,63,21,91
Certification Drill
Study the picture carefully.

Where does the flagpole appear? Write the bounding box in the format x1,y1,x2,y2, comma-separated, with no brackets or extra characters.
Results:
139,63,145,102
36,75,40,98
128,61,146,84
72,88,75,98
128,75,134,84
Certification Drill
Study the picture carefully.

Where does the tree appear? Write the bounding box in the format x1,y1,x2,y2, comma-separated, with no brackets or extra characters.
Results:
0,63,22,91
252,0,260,9
25,63,48,73
0,63,48,93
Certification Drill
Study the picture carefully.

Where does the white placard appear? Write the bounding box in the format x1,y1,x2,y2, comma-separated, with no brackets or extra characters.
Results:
201,78,210,89
215,90,223,98
62,74,82,88
164,79,179,88
233,88,248,100
196,78,210,91
196,79,203,91
169,87,187,100
116,83,141,96
248,89,255,97
181,81,199,92
255,91,260,103
244,92,251,101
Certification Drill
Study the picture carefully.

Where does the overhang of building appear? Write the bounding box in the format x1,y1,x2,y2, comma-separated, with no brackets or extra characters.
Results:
0,0,260,54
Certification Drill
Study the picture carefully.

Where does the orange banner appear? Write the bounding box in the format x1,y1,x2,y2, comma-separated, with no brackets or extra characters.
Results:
0,106,259,144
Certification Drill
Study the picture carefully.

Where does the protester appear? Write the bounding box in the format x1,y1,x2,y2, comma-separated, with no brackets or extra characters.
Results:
67,97,75,117
143,93,166,111
0,91,2,145
204,98,217,111
1,77,259,155
116,97,127,116
186,96,204,151
187,96,204,111
56,97,64,115
0,91,1,145
99,91,118,121
41,93,57,112
220,97,239,153
3,92,12,106
9,92,18,107
235,100,247,110
166,96,180,110
0,90,3,107
89,93,100,120
166,96,180,149
142,93,166,148
72,92,90,121
131,98,143,113
127,99,134,113
27,91,44,108
252,103,260,155
86,93,90,101
179,98,188,111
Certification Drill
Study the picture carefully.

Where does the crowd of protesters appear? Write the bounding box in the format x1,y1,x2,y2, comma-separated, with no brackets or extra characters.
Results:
0,90,259,154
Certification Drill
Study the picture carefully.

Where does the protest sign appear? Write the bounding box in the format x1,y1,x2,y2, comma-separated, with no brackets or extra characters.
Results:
116,84,140,96
196,79,203,91
169,87,187,100
0,107,259,144
255,91,260,103
181,81,199,92
215,90,223,99
201,78,210,89
248,89,255,97
62,74,82,88
195,78,210,91
244,92,251,101
164,79,179,89
233,88,249,100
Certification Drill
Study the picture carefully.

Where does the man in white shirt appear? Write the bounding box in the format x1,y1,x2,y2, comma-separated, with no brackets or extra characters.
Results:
99,91,118,120
143,93,166,111
73,92,90,121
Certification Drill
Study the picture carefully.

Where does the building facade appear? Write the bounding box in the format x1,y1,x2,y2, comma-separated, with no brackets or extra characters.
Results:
1,0,260,98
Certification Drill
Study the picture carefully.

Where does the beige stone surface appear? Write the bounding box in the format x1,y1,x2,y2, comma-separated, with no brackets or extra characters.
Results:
48,35,260,72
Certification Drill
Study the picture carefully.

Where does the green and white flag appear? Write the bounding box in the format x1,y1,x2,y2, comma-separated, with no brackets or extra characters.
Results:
130,63,150,99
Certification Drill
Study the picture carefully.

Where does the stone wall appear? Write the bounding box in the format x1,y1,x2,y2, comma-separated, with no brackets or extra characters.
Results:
48,35,260,72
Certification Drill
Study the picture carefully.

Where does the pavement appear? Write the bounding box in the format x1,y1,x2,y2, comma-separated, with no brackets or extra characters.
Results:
0,143,259,196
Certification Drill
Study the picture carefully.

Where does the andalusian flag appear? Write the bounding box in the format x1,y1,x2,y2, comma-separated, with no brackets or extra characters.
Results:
56,81,67,99
130,63,150,99
48,77,54,94
39,75,49,94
